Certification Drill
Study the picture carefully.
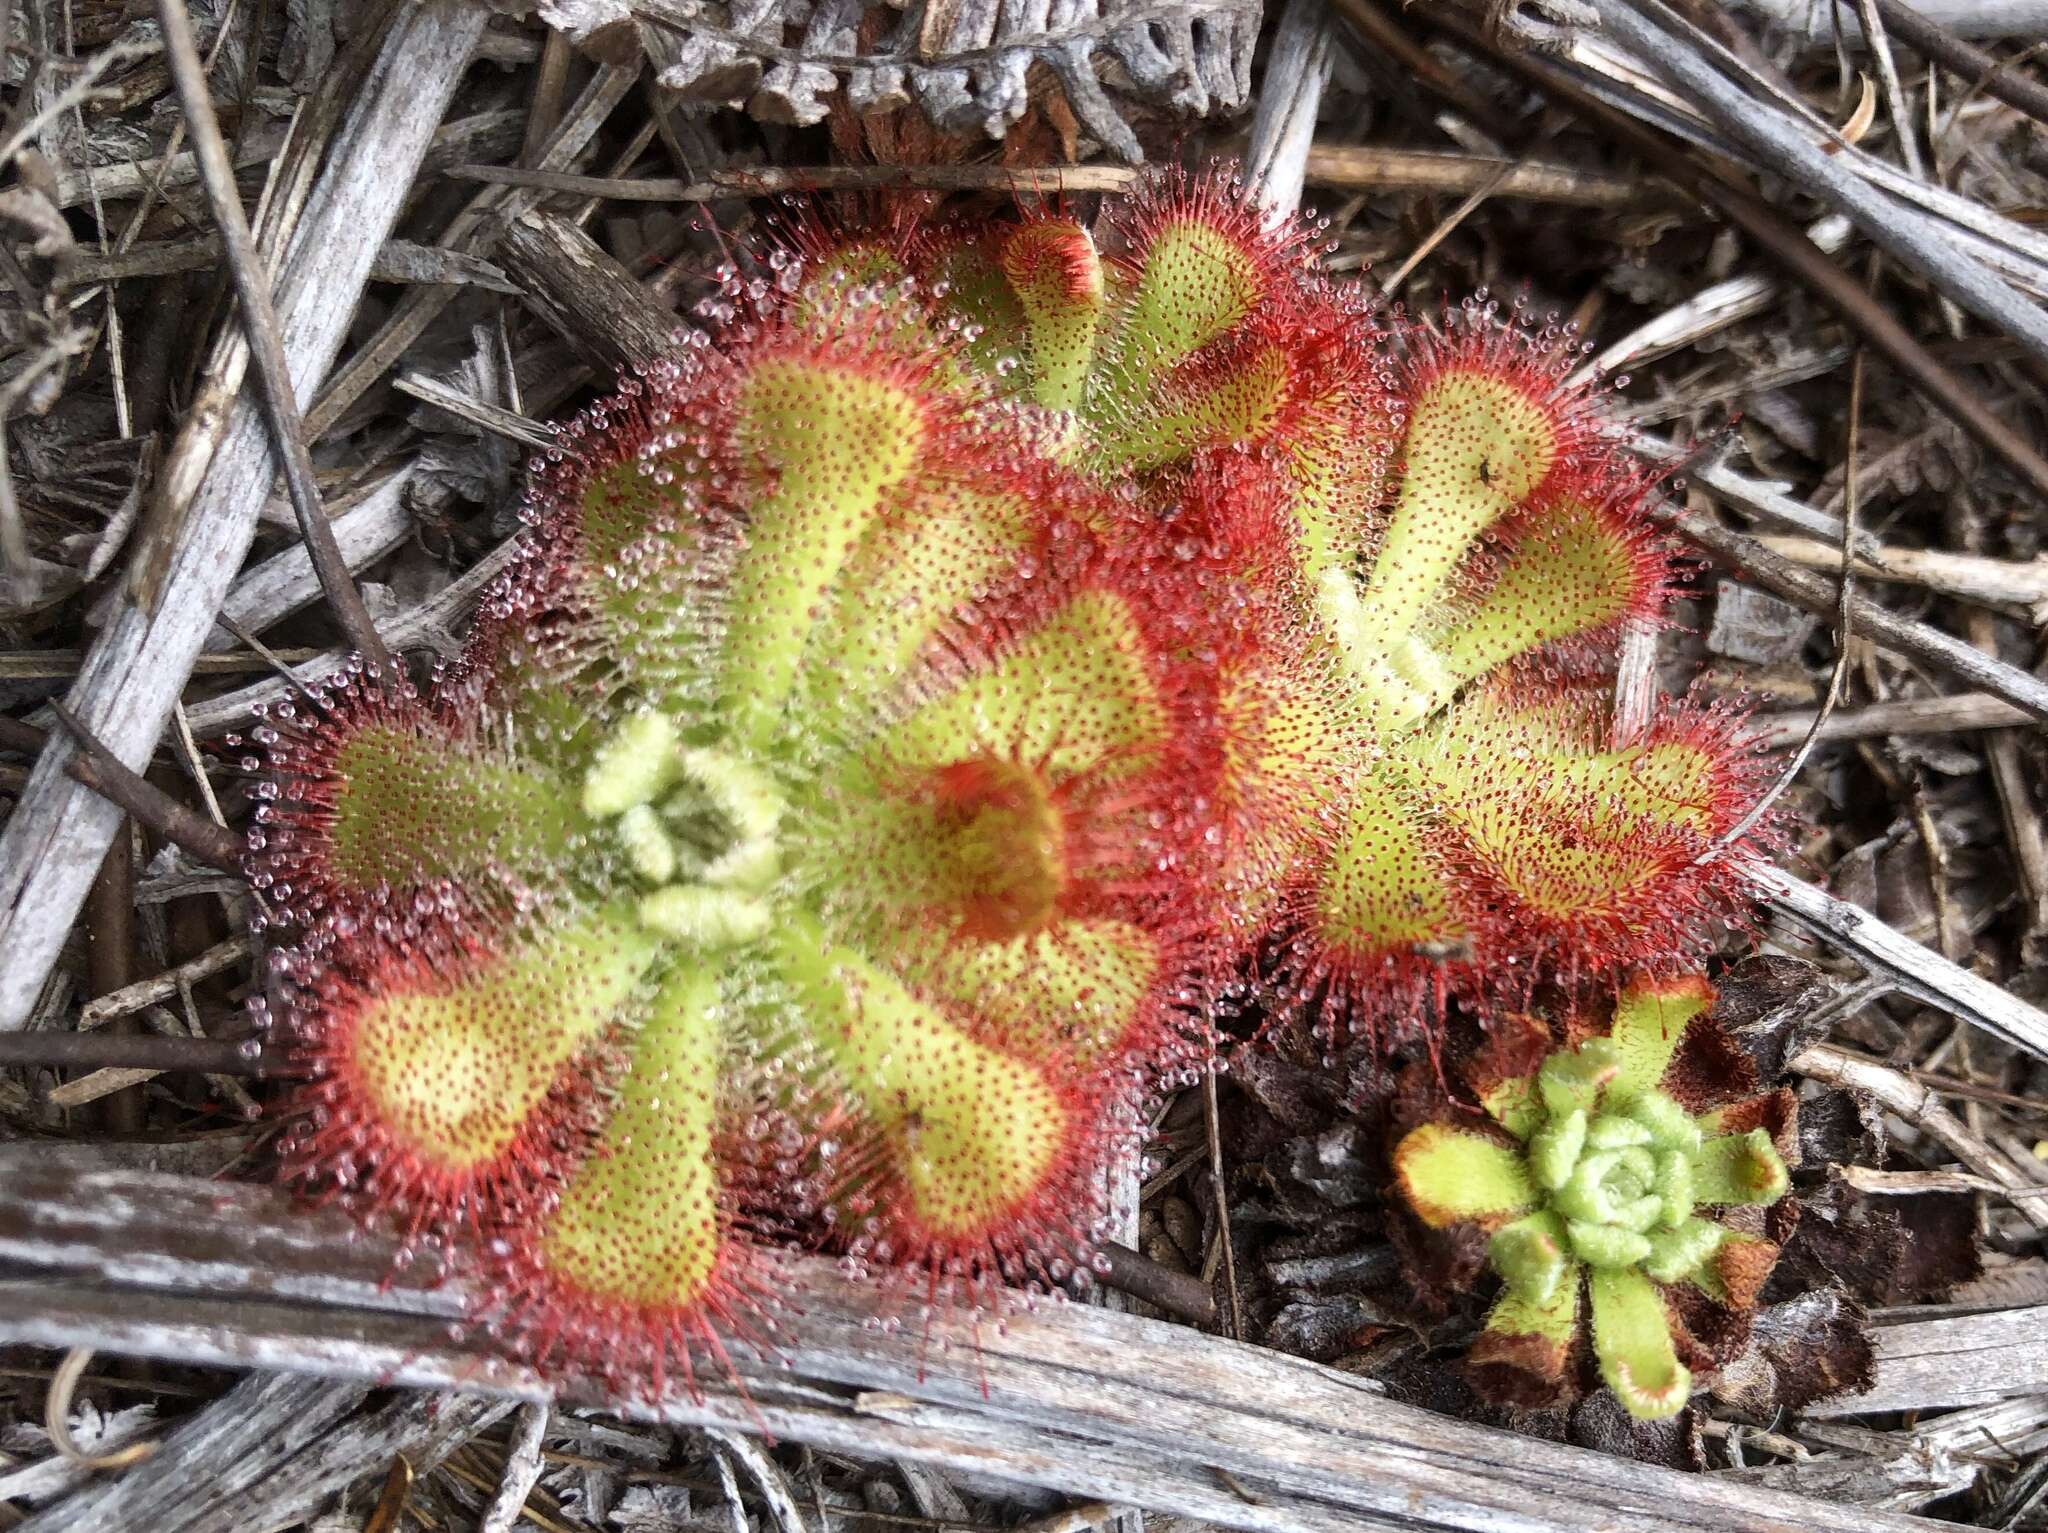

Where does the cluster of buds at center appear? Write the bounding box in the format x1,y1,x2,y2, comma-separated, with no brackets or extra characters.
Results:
243,170,1776,1393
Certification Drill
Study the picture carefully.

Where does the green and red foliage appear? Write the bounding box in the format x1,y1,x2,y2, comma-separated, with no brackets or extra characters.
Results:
240,170,1779,1395
857,176,1776,1039
1388,974,1798,1420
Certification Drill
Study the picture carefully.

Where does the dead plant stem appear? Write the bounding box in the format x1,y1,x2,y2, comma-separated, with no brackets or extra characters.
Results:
153,0,396,685
1201,1066,1243,1340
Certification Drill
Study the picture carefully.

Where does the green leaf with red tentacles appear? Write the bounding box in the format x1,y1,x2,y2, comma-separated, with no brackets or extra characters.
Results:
326,723,577,894
999,218,1106,413
279,907,662,1226
872,177,1767,1046
1338,368,1566,710
250,678,584,918
772,918,1083,1243
777,181,1771,1058
1309,768,1469,972
342,911,658,1175
1426,487,1669,699
258,278,1222,1394
537,964,729,1311
722,352,934,742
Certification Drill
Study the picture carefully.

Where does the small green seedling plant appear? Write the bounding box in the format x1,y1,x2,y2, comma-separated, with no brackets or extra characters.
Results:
1393,975,1796,1418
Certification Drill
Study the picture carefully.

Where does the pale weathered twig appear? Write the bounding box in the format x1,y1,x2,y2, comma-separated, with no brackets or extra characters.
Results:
62,236,518,292
447,160,1142,201
1755,863,2048,1065
1752,534,2048,621
708,1427,811,1533
478,1401,551,1533
1590,0,2048,371
183,532,530,736
43,1066,166,1112
0,1162,1990,1533
30,705,245,874
1790,1042,2048,1228
1751,691,2035,747
391,378,559,453
305,59,642,440
1731,1395,2048,1507
75,935,254,1031
153,0,396,685
1621,344,1856,427
1730,0,2048,42
49,122,289,210
1654,504,2048,722
12,1370,511,1533
1304,145,1663,209
1836,1164,2032,1196
1245,0,1335,219
497,209,686,377
0,1,490,1033
204,464,416,651
1629,431,1874,549
1576,216,1853,380
1854,0,1932,180
1871,0,2048,125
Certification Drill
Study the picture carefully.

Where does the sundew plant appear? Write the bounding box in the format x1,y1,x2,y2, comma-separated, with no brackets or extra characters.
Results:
1393,975,1797,1419
240,171,1776,1393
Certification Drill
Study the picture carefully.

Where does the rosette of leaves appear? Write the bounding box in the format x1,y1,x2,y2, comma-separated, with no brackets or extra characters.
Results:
793,176,1775,1041
250,264,1236,1390
1389,975,1799,1419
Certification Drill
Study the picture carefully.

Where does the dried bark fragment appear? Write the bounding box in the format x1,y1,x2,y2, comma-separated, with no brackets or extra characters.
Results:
517,0,1257,159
